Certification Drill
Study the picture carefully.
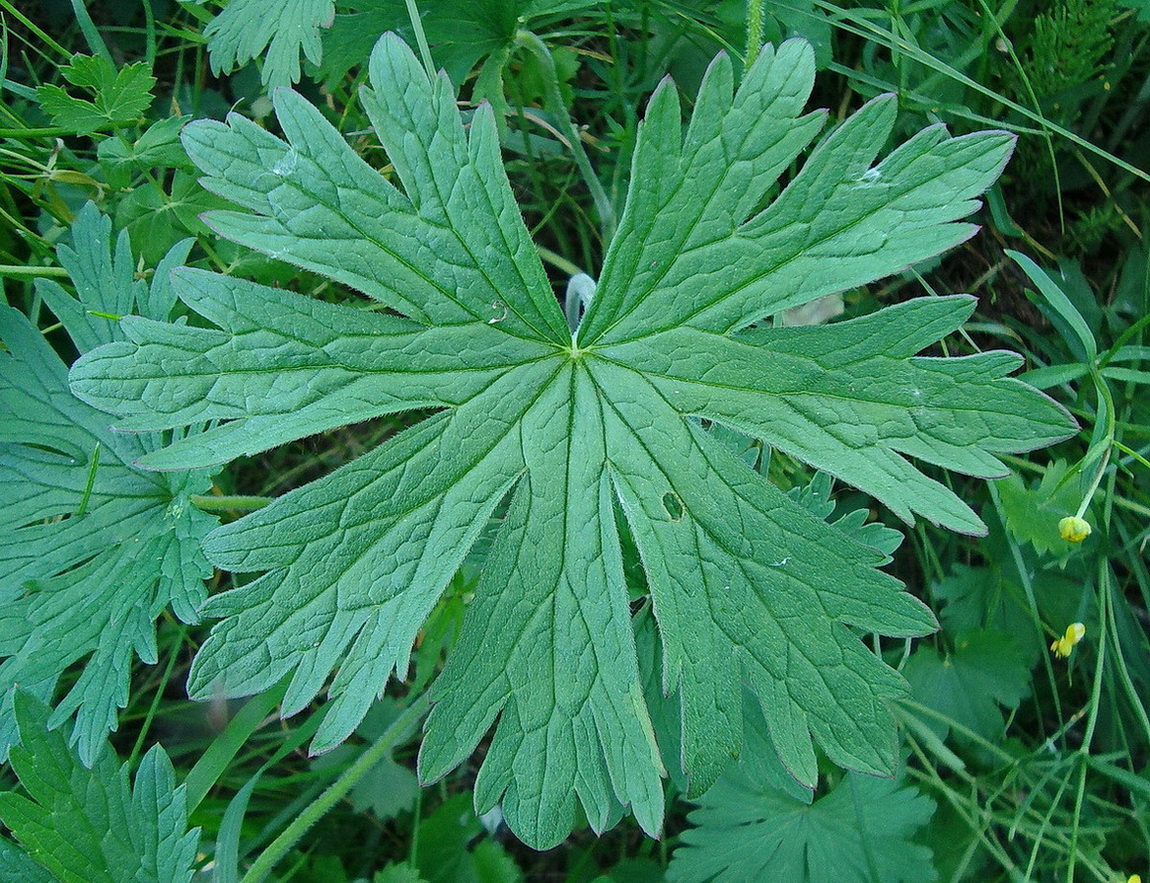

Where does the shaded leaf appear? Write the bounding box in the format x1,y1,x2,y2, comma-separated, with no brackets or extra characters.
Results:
997,460,1090,557
0,693,199,883
669,705,936,883
903,629,1031,741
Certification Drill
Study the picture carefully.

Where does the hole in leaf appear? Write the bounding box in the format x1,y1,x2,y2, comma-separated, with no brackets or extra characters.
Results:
661,491,684,521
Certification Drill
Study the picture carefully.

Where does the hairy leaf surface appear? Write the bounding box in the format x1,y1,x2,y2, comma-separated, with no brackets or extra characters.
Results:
70,35,1074,847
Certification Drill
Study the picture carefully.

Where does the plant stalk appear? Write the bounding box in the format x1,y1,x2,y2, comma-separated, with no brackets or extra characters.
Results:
746,0,765,68
240,694,431,883
514,30,616,245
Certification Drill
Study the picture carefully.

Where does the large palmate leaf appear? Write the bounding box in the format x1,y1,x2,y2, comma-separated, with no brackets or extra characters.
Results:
0,205,215,765
70,34,1074,848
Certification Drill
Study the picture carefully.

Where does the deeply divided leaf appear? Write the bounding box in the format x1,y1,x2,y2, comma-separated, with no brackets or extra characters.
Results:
70,35,1075,848
0,205,215,764
203,0,335,88
669,703,937,883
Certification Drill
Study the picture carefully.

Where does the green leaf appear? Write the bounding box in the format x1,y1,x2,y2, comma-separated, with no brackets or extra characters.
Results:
411,792,520,883
115,169,233,265
204,0,336,88
70,35,1074,848
903,629,1031,741
316,0,602,88
375,865,428,883
0,693,199,883
0,205,215,764
669,705,936,883
97,116,195,184
933,563,1045,663
35,55,155,134
997,460,1089,556
0,837,55,883
787,471,904,557
1008,249,1097,364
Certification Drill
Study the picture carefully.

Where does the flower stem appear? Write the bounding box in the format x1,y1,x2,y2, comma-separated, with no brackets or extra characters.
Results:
746,0,765,68
240,693,431,883
514,30,616,245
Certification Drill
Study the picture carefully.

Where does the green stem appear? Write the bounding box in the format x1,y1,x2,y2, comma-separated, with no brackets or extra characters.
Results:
1066,557,1110,882
0,265,70,279
189,494,274,513
988,483,1064,730
0,120,143,138
75,442,100,517
0,0,71,58
240,694,430,883
746,0,765,68
536,245,582,277
128,622,187,767
514,30,616,245
403,0,436,80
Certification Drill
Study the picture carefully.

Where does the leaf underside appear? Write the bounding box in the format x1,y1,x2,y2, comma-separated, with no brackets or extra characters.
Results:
0,206,214,766
70,34,1074,848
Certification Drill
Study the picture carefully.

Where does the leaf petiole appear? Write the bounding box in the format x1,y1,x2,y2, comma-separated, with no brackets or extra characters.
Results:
189,494,273,514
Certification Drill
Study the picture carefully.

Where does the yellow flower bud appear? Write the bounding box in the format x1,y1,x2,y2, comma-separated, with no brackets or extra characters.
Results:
1051,622,1086,658
1127,875,1141,883
1059,516,1091,543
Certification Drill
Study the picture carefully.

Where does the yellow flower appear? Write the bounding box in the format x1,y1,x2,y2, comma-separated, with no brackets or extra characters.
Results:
1126,876,1141,883
1051,622,1086,658
1059,515,1091,543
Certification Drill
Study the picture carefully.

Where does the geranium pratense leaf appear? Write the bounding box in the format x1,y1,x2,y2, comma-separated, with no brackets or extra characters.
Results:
604,296,1074,533
70,34,1075,849
580,45,1016,341
180,40,568,343
0,205,214,765
71,268,552,469
0,693,199,883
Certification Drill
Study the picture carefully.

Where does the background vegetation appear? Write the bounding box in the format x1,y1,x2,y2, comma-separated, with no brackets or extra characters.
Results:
1,0,1147,879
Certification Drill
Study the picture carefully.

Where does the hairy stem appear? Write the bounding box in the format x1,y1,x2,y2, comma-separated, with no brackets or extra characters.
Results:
241,694,431,883
746,0,765,68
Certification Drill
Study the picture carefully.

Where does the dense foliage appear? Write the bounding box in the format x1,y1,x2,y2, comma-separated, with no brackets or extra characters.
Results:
1,1,1147,880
